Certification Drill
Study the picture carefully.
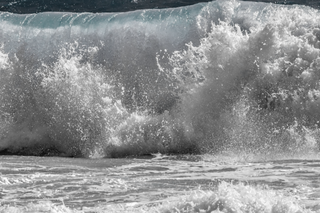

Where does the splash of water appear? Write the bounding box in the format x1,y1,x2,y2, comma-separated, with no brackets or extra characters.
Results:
0,0,319,158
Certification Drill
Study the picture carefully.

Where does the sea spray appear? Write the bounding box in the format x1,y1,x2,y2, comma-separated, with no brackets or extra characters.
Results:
163,0,320,156
0,0,319,157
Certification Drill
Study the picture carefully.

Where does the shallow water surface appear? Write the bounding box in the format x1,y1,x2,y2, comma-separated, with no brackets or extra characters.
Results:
1,155,320,212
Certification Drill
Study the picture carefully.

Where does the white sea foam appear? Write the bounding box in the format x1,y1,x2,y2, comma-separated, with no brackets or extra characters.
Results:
0,0,319,158
0,182,318,213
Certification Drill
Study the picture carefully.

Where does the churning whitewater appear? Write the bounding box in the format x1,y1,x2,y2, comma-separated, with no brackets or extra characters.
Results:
0,0,319,158
1,1,320,213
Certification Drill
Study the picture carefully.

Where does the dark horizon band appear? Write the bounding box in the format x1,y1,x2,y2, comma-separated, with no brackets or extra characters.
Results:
0,0,319,14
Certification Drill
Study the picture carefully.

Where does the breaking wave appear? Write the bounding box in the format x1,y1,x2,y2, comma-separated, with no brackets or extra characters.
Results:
0,0,320,157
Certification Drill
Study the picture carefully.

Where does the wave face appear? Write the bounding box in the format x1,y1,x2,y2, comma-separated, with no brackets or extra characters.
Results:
0,0,320,157
0,0,214,13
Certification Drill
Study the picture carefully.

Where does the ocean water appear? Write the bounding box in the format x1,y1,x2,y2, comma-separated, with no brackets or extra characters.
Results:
1,155,320,212
0,0,320,212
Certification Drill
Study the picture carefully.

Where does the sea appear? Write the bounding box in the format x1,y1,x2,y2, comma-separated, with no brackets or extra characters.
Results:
0,0,320,212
